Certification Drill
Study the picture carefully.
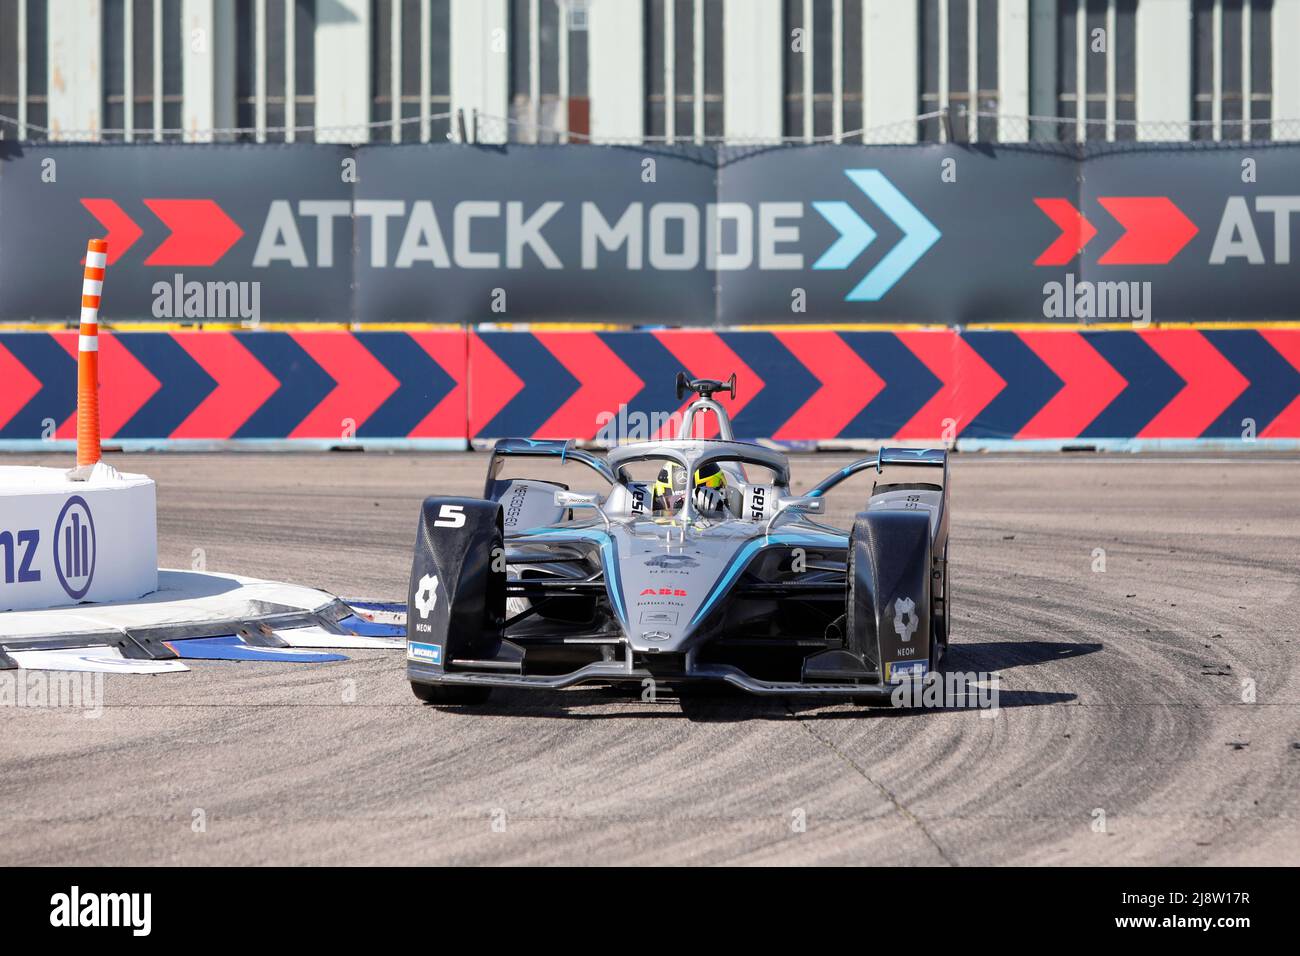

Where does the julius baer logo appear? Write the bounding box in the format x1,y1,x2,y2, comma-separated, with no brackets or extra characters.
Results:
249,169,940,301
50,886,151,936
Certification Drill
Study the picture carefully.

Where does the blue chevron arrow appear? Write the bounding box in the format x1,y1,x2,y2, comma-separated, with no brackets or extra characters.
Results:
354,332,455,438
0,333,76,439
1200,330,1300,439
846,170,941,301
114,333,217,438
1078,332,1184,439
234,334,336,439
811,201,876,270
838,332,942,437
813,170,940,302
961,332,1065,439
476,333,578,438
720,332,819,439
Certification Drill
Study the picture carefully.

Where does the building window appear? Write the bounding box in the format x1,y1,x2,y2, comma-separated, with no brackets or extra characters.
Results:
782,0,865,142
0,0,48,139
645,0,724,143
920,0,999,142
371,0,451,143
1193,0,1272,142
1053,0,1137,142
508,0,589,143
238,0,317,143
99,0,182,141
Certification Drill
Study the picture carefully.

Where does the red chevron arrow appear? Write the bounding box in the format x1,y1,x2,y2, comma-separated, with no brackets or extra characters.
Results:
1260,330,1300,438
80,199,143,265
893,331,1006,440
771,331,883,440
54,332,160,438
532,332,643,439
1033,198,1098,266
651,331,763,440
1137,330,1248,438
409,331,468,439
0,341,41,432
288,334,400,439
170,332,280,438
143,199,244,267
1097,197,1198,265
468,332,524,437
1015,331,1126,438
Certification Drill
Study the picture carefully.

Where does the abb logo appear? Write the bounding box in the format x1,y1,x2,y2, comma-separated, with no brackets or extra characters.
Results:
641,587,687,596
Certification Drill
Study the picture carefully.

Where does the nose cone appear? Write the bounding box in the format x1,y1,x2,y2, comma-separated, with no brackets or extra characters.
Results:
620,527,737,653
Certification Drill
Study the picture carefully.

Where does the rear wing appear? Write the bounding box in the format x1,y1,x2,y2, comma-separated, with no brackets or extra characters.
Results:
873,447,948,495
808,447,948,498
483,439,615,498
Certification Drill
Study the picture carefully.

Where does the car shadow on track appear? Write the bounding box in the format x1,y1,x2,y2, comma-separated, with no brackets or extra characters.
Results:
419,641,1096,721
947,639,1103,673
422,687,1078,722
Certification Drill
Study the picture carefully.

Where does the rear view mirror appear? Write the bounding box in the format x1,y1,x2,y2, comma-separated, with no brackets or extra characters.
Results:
555,491,610,530
766,495,824,536
555,491,599,508
780,495,824,514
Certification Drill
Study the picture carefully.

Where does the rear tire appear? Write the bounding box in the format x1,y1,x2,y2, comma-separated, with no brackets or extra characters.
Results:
410,681,493,705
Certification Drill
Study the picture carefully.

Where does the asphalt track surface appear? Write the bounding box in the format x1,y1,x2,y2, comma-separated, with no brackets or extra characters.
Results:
2,452,1297,865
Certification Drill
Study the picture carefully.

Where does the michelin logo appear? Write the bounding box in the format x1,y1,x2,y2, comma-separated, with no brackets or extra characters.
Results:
407,641,443,664
887,660,928,684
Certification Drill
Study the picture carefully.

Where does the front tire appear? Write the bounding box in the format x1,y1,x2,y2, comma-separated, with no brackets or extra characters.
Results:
410,681,493,705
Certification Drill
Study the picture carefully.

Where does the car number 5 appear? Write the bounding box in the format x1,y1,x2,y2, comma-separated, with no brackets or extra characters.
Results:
434,504,466,528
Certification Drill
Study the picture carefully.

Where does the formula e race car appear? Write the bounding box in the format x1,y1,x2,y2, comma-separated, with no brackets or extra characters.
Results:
406,373,950,706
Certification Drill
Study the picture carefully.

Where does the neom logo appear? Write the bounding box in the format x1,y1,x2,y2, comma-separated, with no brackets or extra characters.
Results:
49,886,151,936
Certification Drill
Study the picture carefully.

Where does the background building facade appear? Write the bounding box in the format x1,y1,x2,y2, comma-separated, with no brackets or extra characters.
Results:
1,0,1298,145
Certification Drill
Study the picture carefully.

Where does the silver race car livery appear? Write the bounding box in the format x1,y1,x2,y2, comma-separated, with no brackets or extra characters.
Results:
406,374,950,707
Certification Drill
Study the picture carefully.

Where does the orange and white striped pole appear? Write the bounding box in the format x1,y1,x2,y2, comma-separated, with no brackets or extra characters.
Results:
76,238,107,470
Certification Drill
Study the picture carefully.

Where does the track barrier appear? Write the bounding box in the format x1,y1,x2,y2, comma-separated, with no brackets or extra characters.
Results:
0,326,1296,449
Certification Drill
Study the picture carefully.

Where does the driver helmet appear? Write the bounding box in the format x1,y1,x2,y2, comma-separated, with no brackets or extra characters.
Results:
652,461,726,511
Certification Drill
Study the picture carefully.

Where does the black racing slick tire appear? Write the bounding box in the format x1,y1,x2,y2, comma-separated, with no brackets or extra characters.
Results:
410,682,493,706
